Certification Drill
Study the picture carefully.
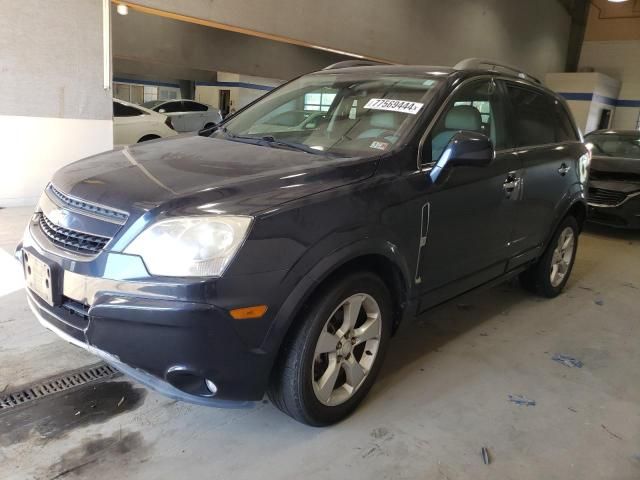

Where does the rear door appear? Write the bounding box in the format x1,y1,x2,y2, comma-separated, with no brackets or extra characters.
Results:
502,82,582,261
159,101,188,131
181,101,209,130
113,101,147,145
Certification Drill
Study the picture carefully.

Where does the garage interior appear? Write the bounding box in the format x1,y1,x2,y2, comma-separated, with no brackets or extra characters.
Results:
1,1,639,479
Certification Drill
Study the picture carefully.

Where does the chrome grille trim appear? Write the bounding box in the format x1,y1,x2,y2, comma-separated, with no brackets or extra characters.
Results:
48,184,128,224
588,187,627,207
38,213,110,255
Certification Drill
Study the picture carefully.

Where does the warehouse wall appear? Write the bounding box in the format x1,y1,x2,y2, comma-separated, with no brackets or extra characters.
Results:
0,0,113,206
130,0,571,78
196,74,284,111
579,41,640,130
546,72,621,134
112,8,349,81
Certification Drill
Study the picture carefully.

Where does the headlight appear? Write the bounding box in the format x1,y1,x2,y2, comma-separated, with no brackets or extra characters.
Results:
124,216,252,277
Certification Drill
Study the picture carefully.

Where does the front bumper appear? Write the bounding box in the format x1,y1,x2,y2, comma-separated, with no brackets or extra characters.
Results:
25,289,249,408
18,219,286,406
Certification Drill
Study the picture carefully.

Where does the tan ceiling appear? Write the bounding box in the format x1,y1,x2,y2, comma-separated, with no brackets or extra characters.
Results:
585,0,640,41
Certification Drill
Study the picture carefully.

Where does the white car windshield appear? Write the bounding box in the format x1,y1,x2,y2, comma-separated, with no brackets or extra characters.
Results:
213,73,442,157
587,133,640,160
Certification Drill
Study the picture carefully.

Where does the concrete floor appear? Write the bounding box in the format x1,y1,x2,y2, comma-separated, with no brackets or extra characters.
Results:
1,206,639,480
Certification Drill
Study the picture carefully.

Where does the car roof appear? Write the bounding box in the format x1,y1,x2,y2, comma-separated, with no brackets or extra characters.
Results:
586,129,640,137
310,64,457,77
309,63,560,100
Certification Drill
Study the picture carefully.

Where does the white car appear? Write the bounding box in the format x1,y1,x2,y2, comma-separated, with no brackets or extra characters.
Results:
142,99,223,132
113,99,177,146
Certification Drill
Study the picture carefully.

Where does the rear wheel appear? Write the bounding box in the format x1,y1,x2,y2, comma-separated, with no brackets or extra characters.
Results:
520,215,579,297
268,272,392,426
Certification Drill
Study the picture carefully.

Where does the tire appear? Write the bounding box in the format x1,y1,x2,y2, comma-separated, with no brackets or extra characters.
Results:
268,271,392,426
137,134,161,143
520,215,579,298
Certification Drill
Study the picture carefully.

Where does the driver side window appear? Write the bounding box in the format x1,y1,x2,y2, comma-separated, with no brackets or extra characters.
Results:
428,80,505,164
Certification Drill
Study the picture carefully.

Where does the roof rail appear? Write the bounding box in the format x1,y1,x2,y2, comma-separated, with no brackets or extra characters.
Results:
454,58,541,84
323,60,384,70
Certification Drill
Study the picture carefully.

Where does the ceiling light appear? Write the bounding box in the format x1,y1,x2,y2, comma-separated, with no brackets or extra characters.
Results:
116,3,129,15
607,0,629,3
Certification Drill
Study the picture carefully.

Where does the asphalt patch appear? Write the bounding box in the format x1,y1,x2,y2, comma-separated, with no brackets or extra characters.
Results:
45,430,150,479
0,380,146,447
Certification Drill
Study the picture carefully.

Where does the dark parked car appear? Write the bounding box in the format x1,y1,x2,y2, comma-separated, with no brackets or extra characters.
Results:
18,59,589,426
585,129,640,229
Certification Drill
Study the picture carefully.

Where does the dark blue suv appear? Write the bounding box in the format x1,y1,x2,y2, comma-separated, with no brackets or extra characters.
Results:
17,59,590,425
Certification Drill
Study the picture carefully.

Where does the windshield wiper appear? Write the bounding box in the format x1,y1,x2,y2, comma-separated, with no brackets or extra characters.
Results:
259,136,325,155
223,132,326,155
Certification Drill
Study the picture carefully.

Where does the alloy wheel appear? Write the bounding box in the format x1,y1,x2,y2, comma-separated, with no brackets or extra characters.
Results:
312,293,382,406
550,226,575,287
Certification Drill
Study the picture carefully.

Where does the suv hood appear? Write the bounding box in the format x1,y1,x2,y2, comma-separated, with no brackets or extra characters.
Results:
590,155,640,190
52,136,376,216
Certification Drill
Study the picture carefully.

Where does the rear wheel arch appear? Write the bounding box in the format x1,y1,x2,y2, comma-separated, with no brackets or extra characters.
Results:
568,201,587,232
138,134,161,143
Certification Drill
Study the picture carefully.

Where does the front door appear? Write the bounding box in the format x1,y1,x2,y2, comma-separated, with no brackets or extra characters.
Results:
416,79,521,308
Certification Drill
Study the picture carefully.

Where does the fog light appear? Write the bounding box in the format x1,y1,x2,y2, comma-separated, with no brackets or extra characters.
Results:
205,379,218,394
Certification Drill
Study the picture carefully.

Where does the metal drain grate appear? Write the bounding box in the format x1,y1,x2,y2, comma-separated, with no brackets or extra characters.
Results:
0,362,120,410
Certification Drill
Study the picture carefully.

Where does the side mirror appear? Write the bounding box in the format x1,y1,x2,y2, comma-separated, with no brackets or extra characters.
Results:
159,108,166,113
430,131,494,183
446,131,494,167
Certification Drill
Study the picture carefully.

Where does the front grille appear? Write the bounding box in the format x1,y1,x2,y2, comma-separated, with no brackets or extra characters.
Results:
49,184,128,223
62,297,90,321
588,187,627,206
38,213,110,255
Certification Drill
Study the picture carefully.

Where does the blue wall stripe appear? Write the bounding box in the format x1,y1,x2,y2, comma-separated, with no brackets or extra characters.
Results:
559,92,592,101
559,92,640,108
195,81,275,91
113,77,180,89
616,98,640,108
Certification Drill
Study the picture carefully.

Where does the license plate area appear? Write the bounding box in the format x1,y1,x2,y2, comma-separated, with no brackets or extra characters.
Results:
24,251,60,306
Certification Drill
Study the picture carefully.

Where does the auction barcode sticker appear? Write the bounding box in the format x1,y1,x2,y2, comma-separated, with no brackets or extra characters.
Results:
364,98,424,115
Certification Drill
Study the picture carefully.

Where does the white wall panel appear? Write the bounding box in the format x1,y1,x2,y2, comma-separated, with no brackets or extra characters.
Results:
0,116,113,207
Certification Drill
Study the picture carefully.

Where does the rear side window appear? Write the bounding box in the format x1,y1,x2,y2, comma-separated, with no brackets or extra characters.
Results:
183,101,208,112
158,101,183,113
113,102,145,117
505,85,557,147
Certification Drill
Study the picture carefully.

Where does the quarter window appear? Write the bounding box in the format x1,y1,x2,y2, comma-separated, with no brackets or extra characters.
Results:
554,101,578,142
113,102,145,117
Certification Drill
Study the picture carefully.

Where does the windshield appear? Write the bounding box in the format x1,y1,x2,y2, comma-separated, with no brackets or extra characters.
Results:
212,73,442,157
586,133,640,160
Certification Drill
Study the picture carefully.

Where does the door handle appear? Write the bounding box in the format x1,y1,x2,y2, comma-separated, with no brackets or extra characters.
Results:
558,163,571,176
503,173,520,194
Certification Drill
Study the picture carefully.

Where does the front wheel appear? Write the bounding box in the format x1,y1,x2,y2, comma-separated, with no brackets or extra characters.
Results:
268,272,392,426
520,215,579,297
